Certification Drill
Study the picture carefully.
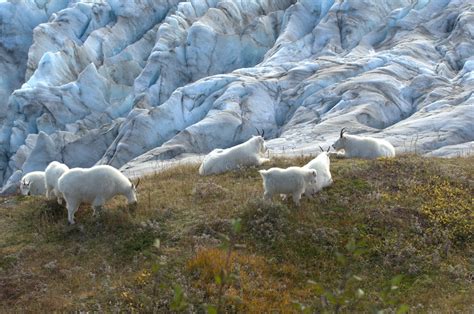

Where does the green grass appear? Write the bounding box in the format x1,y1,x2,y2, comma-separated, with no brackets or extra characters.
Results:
0,155,472,312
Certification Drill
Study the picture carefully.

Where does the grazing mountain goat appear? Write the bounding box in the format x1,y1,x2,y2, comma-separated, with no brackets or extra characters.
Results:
45,161,69,204
259,167,317,206
57,165,139,224
303,147,333,196
20,171,46,196
332,128,395,159
199,135,269,176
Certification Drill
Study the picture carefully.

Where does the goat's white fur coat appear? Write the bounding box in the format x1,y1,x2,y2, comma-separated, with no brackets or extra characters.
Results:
303,152,333,196
20,171,46,196
259,166,317,206
57,165,138,224
45,161,69,203
199,136,269,175
332,133,395,159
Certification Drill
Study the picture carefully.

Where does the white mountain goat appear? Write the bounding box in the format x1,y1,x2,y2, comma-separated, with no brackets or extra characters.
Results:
303,146,333,196
199,132,269,176
45,161,69,204
332,128,395,159
259,166,317,206
20,171,46,196
57,165,139,224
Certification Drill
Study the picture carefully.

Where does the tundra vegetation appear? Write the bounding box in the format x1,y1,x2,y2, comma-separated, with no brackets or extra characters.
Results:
0,155,472,312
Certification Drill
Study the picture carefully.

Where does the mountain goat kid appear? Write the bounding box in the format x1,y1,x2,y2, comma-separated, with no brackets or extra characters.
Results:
259,167,317,206
45,161,69,204
199,135,269,175
332,128,395,159
20,171,46,196
57,165,139,224
303,147,333,196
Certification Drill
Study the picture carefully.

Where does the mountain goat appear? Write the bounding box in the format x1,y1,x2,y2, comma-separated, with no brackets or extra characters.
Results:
45,161,69,204
20,171,46,196
199,134,269,176
259,166,317,206
57,165,139,224
332,128,395,159
303,146,333,196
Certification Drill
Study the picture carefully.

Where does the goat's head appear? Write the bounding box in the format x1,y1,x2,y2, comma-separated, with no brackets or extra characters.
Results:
253,128,267,153
305,169,318,185
20,179,31,196
127,178,140,205
258,136,268,154
332,128,348,151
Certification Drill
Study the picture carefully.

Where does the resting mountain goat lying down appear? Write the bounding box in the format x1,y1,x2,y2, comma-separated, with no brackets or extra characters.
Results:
303,147,333,196
20,171,46,196
57,165,139,224
199,135,269,175
45,161,69,204
259,167,317,206
332,128,395,159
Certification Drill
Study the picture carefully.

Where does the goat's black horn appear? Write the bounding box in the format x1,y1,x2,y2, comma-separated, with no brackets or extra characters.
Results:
340,127,347,138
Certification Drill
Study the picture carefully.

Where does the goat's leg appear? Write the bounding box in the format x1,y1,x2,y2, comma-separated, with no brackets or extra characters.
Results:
66,200,80,225
92,198,105,217
292,192,302,206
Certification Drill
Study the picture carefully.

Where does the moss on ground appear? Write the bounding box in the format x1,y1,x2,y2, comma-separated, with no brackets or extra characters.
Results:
0,155,472,312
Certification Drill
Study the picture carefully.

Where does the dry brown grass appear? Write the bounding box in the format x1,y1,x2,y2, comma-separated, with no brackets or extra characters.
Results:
0,155,473,312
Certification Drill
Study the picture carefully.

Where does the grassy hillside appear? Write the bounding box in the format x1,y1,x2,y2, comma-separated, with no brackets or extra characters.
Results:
0,155,473,312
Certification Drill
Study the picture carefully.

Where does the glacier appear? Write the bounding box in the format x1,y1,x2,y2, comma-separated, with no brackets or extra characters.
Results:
0,0,473,194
